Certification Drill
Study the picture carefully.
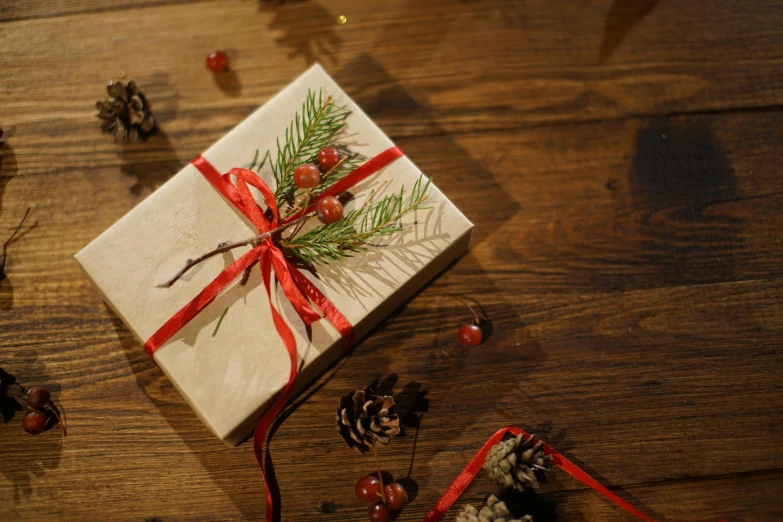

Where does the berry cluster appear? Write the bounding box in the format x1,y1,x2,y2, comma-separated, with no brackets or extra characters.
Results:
294,146,345,225
23,387,57,435
355,474,409,522
0,368,63,435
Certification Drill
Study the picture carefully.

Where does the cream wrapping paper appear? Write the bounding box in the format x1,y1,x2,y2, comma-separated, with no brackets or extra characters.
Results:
75,64,473,445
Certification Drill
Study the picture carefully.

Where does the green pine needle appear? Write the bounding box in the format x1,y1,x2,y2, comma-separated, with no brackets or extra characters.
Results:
212,307,229,336
265,89,351,207
244,90,430,266
284,174,432,265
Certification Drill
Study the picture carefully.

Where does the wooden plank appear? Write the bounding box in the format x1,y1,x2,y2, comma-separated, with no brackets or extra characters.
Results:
1,285,781,520
0,0,202,22
1,108,781,324
2,0,783,144
411,108,783,291
2,1,783,519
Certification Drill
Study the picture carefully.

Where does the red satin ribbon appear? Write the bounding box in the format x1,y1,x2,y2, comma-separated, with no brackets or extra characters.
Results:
143,146,404,521
423,427,658,522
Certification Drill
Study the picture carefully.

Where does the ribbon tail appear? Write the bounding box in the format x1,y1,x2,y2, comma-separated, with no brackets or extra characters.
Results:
253,249,300,522
269,249,321,326
288,263,354,349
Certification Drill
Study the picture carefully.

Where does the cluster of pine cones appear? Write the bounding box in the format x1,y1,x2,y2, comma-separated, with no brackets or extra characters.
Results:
484,433,553,491
456,495,533,522
456,433,554,522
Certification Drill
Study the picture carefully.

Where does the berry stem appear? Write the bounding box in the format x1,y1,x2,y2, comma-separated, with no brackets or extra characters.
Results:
47,402,66,436
1,206,32,280
372,446,387,504
450,294,486,324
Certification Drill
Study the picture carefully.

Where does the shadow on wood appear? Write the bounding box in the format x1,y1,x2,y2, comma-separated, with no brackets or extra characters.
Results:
333,53,521,246
0,352,63,504
0,136,16,217
598,0,659,64
260,0,344,65
214,64,242,98
119,130,183,197
630,118,742,287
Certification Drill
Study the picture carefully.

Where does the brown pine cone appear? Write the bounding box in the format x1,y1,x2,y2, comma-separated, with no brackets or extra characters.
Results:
336,387,400,454
456,495,533,522
96,80,156,142
483,433,553,491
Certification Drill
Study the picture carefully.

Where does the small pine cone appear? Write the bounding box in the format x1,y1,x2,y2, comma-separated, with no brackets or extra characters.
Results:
336,387,400,454
483,433,554,491
455,495,533,522
96,80,156,142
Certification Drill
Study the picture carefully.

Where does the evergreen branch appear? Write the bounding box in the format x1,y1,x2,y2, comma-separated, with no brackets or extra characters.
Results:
283,175,432,265
271,89,351,207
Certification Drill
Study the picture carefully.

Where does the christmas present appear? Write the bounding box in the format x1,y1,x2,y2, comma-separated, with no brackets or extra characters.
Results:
75,64,473,446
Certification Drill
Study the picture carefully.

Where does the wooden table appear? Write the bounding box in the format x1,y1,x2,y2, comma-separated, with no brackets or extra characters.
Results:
1,1,781,520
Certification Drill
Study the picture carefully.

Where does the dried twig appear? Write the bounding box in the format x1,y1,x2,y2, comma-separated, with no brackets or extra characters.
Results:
157,214,314,288
1,207,32,280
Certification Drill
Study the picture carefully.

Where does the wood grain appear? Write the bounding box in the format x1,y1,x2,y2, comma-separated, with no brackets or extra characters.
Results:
2,0,782,521
2,0,783,144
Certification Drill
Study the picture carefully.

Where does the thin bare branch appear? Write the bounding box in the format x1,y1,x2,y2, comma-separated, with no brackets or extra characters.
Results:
157,214,313,288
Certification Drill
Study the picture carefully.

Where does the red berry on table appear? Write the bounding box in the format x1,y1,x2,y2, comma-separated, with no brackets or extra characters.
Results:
355,474,382,503
293,163,321,189
384,482,409,511
22,409,50,435
206,50,229,73
27,386,51,410
317,147,342,173
458,323,482,346
368,501,393,522
316,196,344,224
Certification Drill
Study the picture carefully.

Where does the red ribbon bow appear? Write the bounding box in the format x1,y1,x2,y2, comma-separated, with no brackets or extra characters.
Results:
143,146,403,521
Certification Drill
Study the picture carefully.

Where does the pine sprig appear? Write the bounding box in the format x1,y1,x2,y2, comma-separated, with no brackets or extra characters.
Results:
269,89,351,207
283,175,432,265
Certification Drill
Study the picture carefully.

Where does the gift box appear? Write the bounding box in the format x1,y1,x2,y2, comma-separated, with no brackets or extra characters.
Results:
75,64,473,446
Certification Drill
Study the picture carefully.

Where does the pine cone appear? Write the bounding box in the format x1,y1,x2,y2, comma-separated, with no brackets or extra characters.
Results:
456,495,533,522
336,387,400,454
96,80,156,142
483,433,554,491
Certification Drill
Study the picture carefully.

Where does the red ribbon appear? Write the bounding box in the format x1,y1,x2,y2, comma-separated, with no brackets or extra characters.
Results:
143,146,404,521
424,427,658,522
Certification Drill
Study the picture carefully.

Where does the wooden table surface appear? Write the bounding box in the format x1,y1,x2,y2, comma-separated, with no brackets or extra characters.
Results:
1,1,782,520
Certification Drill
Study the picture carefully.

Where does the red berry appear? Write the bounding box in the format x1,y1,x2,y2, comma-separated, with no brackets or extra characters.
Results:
458,323,482,345
316,196,344,224
355,474,382,503
293,163,321,189
27,387,51,410
23,409,50,435
206,50,229,73
317,147,342,173
384,482,408,511
368,501,392,522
